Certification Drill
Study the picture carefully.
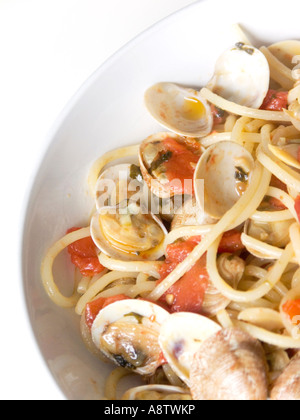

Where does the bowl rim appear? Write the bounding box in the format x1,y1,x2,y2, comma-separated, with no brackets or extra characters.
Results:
19,0,207,400
19,0,300,399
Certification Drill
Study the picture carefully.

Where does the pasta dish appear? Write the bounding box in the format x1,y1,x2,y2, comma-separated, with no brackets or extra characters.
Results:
41,28,300,400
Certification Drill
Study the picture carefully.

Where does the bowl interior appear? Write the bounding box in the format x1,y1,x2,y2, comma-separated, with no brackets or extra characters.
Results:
22,0,300,400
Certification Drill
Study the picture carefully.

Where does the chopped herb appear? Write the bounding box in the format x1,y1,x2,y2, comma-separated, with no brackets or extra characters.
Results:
244,47,254,55
235,166,249,183
130,164,143,182
150,150,172,173
235,42,245,49
234,42,254,55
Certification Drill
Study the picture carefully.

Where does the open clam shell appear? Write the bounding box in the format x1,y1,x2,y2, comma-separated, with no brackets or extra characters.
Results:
145,82,213,138
244,218,293,250
139,132,202,199
207,43,270,109
91,299,170,376
95,163,145,211
158,312,221,386
90,206,167,262
91,163,168,261
194,141,255,219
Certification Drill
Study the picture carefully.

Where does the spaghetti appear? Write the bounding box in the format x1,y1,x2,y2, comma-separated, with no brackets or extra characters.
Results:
41,33,300,400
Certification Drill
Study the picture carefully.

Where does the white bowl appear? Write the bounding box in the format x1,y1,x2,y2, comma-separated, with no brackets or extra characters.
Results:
22,0,300,400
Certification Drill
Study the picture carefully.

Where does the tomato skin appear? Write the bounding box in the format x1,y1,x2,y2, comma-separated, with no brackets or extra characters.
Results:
85,294,129,329
161,138,201,195
67,227,105,277
282,299,300,325
260,90,288,111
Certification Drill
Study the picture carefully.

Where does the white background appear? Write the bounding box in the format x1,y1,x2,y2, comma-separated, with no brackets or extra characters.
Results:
0,0,197,400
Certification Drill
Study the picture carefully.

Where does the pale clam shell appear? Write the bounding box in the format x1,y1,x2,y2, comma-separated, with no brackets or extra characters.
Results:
145,82,213,138
207,44,270,109
91,163,168,261
158,312,221,386
194,141,255,219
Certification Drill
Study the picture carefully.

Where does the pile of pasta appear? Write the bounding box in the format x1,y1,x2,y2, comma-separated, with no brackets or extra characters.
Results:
41,35,300,400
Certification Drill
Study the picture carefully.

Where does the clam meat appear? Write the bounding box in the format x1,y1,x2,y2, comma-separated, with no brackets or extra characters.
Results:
91,299,170,376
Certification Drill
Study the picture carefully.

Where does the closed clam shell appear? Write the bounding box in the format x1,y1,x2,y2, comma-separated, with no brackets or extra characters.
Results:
271,352,300,400
190,328,269,400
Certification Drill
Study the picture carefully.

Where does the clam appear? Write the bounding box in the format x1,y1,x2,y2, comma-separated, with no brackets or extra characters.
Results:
207,43,270,108
91,299,169,376
190,328,269,400
271,352,300,400
268,40,300,70
244,218,294,250
139,132,202,199
94,163,145,211
122,384,191,401
194,141,255,219
144,82,213,138
158,312,221,385
269,143,300,170
171,196,217,231
91,164,168,261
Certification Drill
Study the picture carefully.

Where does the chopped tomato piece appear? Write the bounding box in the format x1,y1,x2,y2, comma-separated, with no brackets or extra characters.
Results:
282,299,300,326
218,230,245,254
67,227,105,277
85,294,129,329
161,137,201,195
158,237,209,314
295,196,300,223
260,90,288,111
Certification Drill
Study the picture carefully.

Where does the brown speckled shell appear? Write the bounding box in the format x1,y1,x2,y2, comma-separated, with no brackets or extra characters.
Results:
271,352,300,401
190,328,268,401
